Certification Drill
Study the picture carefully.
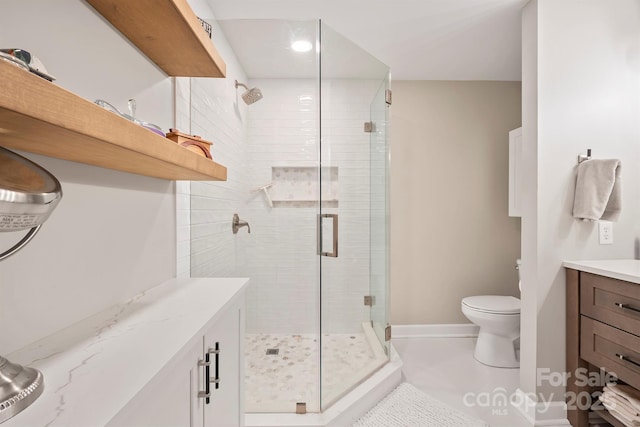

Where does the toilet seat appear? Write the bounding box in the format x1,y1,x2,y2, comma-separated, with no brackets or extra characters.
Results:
462,296,520,315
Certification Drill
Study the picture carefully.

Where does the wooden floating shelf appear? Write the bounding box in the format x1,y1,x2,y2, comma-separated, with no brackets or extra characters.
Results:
0,60,227,181
86,0,226,78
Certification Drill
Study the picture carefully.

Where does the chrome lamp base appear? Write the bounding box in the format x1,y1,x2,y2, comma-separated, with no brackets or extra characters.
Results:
0,356,44,423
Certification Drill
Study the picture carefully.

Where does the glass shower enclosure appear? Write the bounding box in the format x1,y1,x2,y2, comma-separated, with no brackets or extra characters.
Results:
188,19,390,414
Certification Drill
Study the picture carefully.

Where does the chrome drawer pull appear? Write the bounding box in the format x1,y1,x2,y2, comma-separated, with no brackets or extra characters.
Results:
616,353,640,368
615,302,640,314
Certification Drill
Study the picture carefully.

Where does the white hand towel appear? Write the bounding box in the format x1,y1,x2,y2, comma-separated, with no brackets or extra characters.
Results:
602,407,640,426
601,394,640,419
572,159,622,222
607,407,640,427
606,384,640,413
601,397,640,426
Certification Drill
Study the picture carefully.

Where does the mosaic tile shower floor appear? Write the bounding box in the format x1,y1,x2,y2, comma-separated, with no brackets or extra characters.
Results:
245,332,386,413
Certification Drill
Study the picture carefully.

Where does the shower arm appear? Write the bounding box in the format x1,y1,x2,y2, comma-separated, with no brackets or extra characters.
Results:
235,80,249,90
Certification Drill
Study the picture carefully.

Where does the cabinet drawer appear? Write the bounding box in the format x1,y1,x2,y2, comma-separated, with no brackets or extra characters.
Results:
581,316,640,390
580,272,640,336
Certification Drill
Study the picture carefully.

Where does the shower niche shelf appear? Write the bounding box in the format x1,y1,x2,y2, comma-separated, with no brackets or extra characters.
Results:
0,60,227,181
86,0,226,77
270,166,338,208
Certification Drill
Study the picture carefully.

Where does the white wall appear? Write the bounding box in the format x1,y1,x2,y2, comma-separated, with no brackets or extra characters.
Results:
521,0,640,412
520,1,540,399
390,81,522,325
0,0,176,354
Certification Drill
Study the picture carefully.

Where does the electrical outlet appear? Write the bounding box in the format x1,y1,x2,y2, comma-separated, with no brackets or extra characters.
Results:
599,221,613,245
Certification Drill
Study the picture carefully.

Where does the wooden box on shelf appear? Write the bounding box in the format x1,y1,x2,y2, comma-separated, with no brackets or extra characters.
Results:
165,129,213,160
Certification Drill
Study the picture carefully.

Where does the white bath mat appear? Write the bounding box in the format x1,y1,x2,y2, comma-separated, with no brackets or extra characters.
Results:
353,382,489,427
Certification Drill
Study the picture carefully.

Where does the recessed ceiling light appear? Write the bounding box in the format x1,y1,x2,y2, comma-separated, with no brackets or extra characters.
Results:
291,40,313,53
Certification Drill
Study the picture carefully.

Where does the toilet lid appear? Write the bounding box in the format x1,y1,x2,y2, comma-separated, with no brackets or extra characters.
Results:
462,296,520,314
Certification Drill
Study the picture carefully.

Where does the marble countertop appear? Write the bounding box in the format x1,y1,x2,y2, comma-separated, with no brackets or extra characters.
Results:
563,259,640,284
3,277,249,427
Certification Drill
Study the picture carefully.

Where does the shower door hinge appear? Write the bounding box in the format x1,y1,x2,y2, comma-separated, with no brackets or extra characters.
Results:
364,121,375,133
364,295,375,306
385,89,392,105
385,325,391,341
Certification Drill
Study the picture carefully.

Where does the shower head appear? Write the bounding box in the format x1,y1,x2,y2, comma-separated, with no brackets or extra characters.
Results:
235,80,263,105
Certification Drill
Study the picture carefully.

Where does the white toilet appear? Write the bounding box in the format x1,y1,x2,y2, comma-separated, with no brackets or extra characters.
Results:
461,260,521,368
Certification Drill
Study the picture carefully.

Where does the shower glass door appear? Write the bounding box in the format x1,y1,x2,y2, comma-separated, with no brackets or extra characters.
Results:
190,19,323,414
319,22,391,410
188,18,390,415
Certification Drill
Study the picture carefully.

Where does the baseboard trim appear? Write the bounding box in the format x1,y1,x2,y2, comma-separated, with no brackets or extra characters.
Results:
511,388,570,426
392,323,479,339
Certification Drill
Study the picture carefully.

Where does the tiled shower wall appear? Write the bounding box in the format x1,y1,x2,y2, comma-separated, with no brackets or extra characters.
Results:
244,78,382,334
181,73,385,335
243,79,320,334
189,75,252,278
175,20,251,280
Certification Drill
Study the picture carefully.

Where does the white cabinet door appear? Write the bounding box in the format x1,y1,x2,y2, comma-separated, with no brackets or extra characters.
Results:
106,341,201,427
202,300,244,427
106,293,245,427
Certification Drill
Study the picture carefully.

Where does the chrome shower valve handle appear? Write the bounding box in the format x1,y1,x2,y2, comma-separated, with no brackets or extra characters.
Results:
232,213,250,234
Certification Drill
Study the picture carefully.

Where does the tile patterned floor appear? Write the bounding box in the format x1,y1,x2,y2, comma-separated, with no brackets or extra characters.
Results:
245,332,383,413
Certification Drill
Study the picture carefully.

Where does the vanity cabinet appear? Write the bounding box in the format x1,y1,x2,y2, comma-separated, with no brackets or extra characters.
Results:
3,278,247,427
566,267,640,427
106,296,245,427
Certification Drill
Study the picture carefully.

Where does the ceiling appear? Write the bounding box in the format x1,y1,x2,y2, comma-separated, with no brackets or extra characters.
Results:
217,19,390,79
206,0,528,81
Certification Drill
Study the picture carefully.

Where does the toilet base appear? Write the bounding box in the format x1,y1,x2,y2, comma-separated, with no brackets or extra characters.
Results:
474,330,519,368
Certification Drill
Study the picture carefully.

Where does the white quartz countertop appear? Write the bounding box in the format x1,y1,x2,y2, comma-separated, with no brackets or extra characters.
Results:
563,259,640,284
3,277,249,427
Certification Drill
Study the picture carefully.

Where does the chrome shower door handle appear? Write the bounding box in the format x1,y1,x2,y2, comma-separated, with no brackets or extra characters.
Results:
317,214,338,257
